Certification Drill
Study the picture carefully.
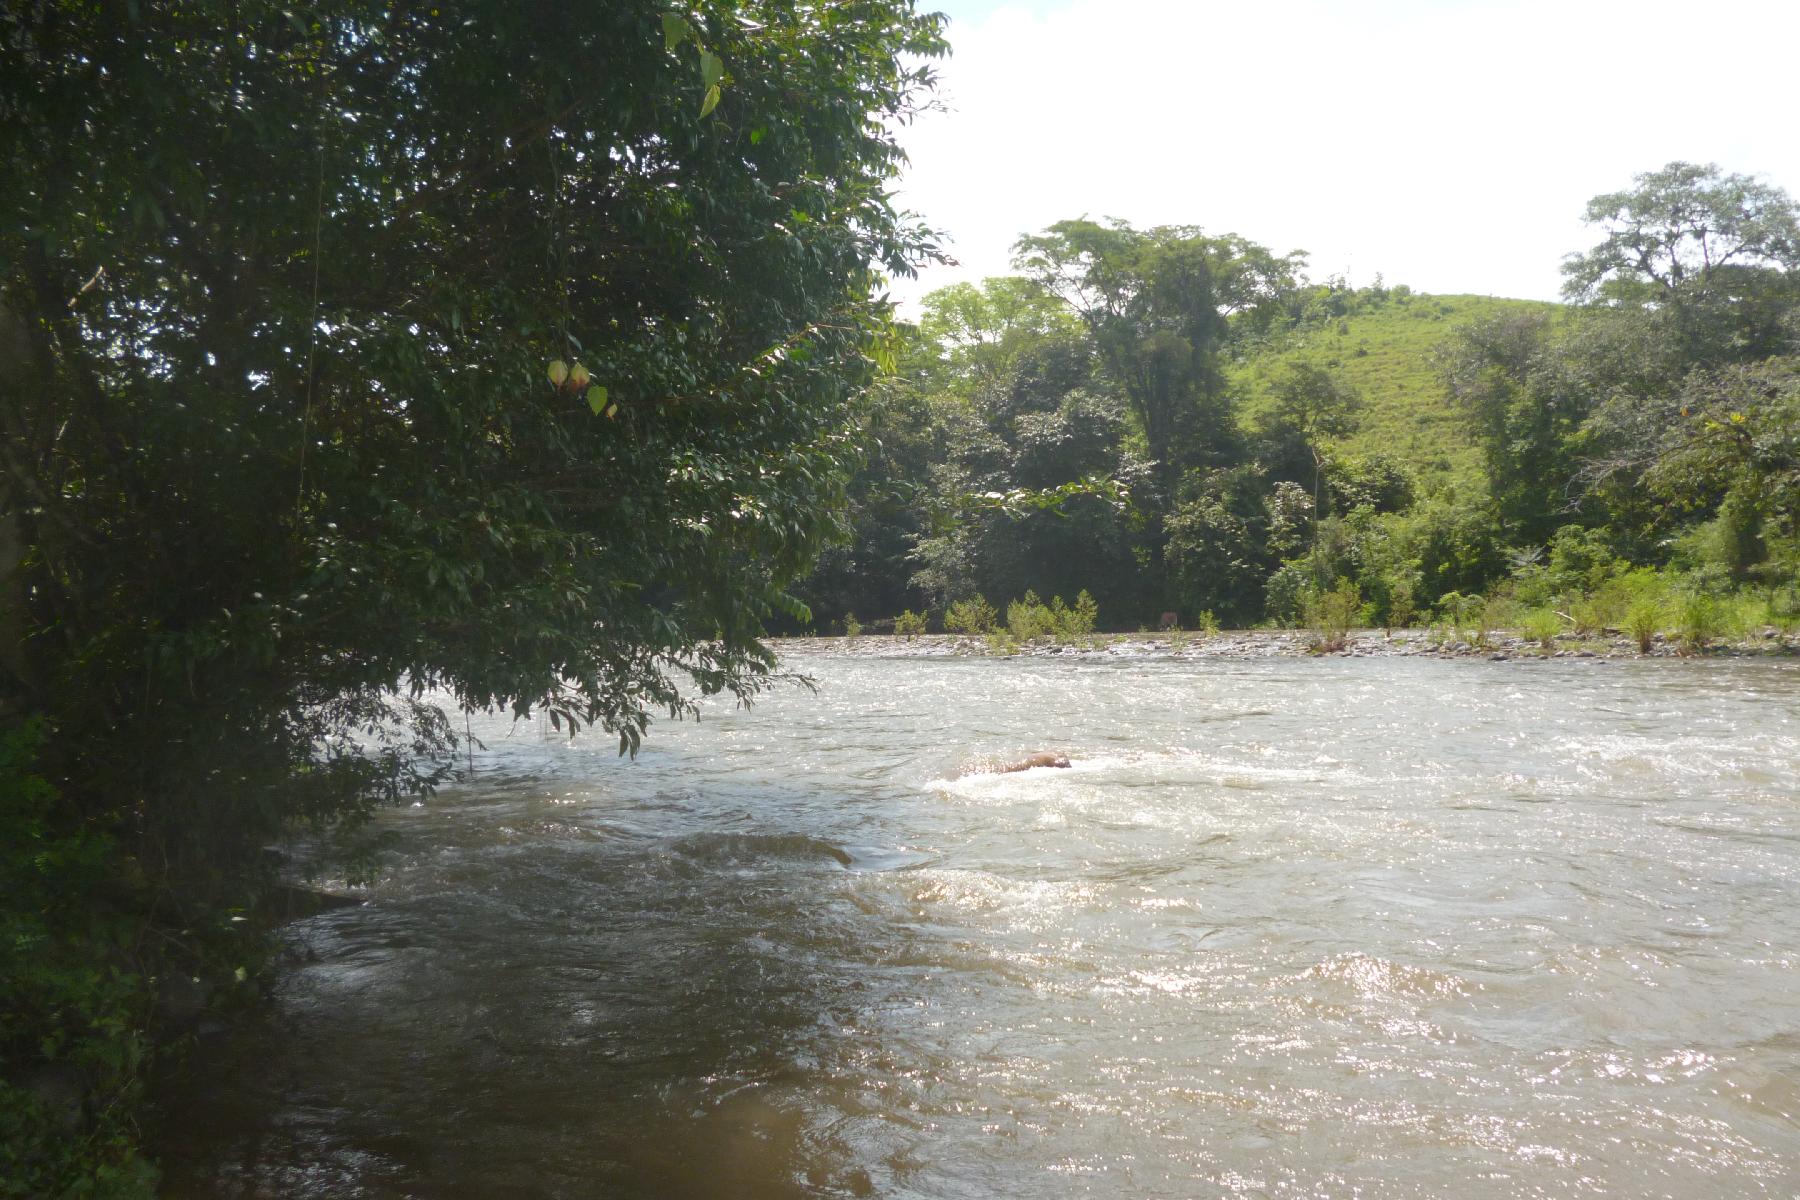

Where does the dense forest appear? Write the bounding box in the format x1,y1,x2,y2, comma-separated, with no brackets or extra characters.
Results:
791,164,1800,644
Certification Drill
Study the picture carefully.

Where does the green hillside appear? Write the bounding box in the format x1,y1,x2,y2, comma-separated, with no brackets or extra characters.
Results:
1234,292,1560,491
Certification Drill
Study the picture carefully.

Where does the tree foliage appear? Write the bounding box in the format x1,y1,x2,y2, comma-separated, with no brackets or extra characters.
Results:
1439,311,1588,544
1563,161,1800,305
1563,161,1800,368
3,0,945,818
907,276,1081,394
1013,219,1305,490
1,1,944,1186
809,161,1800,639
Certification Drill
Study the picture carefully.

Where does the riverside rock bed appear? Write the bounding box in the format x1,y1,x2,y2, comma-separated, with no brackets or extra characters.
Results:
771,628,1800,662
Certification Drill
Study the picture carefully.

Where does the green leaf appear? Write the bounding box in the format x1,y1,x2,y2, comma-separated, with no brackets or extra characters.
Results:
605,403,619,419
699,50,723,88
587,385,608,415
662,12,689,50
749,126,765,145
699,84,721,118
547,359,569,387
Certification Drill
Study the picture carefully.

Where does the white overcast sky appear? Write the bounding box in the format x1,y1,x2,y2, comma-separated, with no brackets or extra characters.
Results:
888,0,1800,312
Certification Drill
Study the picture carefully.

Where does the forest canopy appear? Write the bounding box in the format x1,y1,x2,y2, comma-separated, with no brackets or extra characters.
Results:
794,163,1800,640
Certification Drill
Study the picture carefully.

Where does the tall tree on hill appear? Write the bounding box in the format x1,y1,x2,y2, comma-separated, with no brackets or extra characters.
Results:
1562,161,1800,366
1440,312,1591,546
1255,360,1363,520
1562,163,1800,556
907,276,1081,396
1012,219,1305,495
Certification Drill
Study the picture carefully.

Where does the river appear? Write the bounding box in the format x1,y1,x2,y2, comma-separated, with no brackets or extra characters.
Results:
158,653,1800,1198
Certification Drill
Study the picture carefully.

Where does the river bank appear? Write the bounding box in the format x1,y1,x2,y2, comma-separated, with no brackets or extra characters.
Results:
771,626,1800,663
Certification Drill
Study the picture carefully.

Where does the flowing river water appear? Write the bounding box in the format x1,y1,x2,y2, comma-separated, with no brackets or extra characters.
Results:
159,653,1800,1198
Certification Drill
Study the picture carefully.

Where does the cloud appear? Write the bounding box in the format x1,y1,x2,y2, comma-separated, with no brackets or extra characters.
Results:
890,0,1800,312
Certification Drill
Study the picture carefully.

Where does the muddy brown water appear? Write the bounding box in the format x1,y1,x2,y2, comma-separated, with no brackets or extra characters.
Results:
158,654,1800,1197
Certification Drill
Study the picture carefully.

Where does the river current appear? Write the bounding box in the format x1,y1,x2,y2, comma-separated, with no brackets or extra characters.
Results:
160,653,1800,1198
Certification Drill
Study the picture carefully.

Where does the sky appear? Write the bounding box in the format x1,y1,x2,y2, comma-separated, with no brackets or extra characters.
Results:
888,0,1800,312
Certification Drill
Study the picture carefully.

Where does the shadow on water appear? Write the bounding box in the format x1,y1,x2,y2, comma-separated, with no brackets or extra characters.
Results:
155,827,905,1199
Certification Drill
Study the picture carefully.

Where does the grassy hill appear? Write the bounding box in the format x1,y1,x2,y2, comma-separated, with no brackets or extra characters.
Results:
1234,292,1560,492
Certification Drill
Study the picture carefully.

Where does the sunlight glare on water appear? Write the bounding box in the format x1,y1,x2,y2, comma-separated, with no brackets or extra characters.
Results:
160,655,1800,1198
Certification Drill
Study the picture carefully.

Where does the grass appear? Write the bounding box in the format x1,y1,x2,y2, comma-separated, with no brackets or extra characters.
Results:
1624,599,1662,653
1234,293,1559,492
1520,607,1563,650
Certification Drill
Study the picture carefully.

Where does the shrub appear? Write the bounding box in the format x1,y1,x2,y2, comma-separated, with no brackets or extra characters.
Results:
1,724,160,1199
1545,525,1620,595
1576,568,1673,634
1569,591,1611,636
1769,582,1800,633
1436,591,1481,642
843,613,862,640
1196,609,1221,636
1477,596,1518,647
1385,575,1417,633
1520,607,1563,650
1304,577,1361,652
1714,594,1764,641
1067,590,1101,638
1006,590,1053,641
1263,561,1310,627
1624,599,1662,653
893,610,929,640
1676,591,1720,651
944,595,997,636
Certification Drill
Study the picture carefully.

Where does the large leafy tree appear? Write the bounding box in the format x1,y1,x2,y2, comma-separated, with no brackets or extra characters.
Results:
1563,161,1800,305
3,0,943,1180
1253,360,1363,519
1012,219,1304,493
3,0,944,812
1562,161,1800,366
1,6,943,1176
1560,164,1800,555
906,275,1081,395
1439,312,1591,545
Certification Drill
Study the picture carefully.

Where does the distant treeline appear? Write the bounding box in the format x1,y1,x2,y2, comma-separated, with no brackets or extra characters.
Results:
790,162,1800,636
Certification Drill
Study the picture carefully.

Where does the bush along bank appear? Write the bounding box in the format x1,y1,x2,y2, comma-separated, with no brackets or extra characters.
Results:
771,570,1799,662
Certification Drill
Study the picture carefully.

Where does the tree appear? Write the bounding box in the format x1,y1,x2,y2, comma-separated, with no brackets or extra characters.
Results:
1558,165,1800,557
1012,219,1305,492
1563,162,1800,304
1255,360,1362,519
1439,311,1590,545
1164,468,1270,625
1562,161,1800,365
788,377,946,628
1,2,944,1186
907,276,1081,395
1647,357,1800,575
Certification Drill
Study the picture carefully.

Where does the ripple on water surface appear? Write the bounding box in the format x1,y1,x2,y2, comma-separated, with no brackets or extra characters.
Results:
158,656,1800,1198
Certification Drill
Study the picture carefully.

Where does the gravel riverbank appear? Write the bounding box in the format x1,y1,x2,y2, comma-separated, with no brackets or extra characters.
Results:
771,628,1800,663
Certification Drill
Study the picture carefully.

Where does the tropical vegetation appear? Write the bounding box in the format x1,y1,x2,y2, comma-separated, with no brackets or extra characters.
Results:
792,163,1800,651
0,1,944,1191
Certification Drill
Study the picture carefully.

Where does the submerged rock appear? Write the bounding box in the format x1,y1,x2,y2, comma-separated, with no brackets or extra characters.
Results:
997,752,1071,773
